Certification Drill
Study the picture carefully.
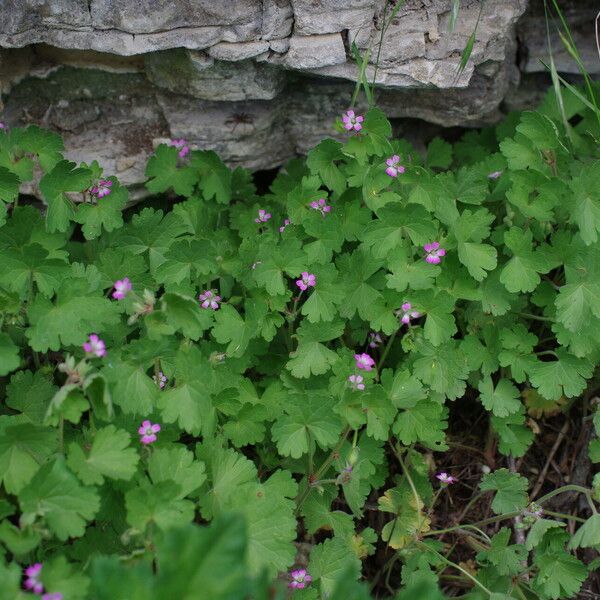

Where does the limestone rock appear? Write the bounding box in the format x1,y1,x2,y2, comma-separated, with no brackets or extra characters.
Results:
291,0,376,36
2,0,599,197
145,49,285,101
285,33,347,70
208,41,270,61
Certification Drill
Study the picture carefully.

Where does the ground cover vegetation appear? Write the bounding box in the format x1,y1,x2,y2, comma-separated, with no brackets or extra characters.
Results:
1,15,600,597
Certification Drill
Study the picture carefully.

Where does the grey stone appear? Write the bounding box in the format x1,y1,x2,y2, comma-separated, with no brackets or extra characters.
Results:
145,49,285,101
518,1,600,75
208,41,270,61
261,0,294,40
155,93,294,170
2,0,600,201
291,0,376,36
285,33,347,70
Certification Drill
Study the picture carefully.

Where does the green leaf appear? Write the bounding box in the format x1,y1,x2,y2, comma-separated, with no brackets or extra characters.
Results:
227,471,298,576
477,527,526,576
154,516,248,599
533,551,586,599
306,138,347,195
413,290,457,346
0,421,56,494
191,150,232,204
26,277,119,352
154,239,217,286
309,537,361,597
40,555,90,600
0,242,68,298
0,332,20,376
145,144,197,196
272,394,342,458
287,319,344,378
413,341,470,400
19,458,100,540
529,349,593,400
67,425,139,485
125,481,195,531
393,400,448,451
0,166,19,203
301,264,346,323
555,279,600,333
458,242,497,281
491,409,534,457
12,125,64,171
568,513,600,549
500,227,553,293
75,178,127,239
212,301,264,358
157,345,214,435
39,160,92,232
107,361,159,416
526,519,565,550
198,443,257,519
361,204,437,259
426,137,453,169
252,238,306,296
480,469,529,514
478,377,521,417
148,446,206,499
161,292,213,340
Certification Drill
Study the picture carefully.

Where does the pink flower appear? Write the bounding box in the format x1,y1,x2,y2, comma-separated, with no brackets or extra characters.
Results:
42,594,63,600
90,180,112,198
289,569,312,590
423,242,446,265
0,122,6,131
170,138,190,158
309,198,331,216
295,272,316,291
199,289,221,310
385,155,405,178
255,209,271,223
488,170,503,180
342,109,364,132
153,371,167,389
368,332,383,348
83,334,106,358
24,563,44,594
436,472,457,485
354,352,375,371
112,277,132,300
138,420,161,445
279,218,291,233
348,374,365,391
398,302,420,325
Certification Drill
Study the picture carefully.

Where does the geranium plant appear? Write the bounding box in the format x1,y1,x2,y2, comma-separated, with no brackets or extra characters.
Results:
0,84,599,599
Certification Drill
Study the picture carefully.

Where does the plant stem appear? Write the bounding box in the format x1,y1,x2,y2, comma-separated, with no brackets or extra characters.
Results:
58,416,64,454
516,312,553,322
376,329,398,374
295,426,351,514
417,542,494,597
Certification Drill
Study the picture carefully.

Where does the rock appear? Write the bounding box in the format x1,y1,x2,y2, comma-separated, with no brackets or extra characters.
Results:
155,93,295,170
2,0,599,197
261,0,294,40
208,41,270,61
145,49,285,101
291,0,376,35
285,33,347,70
518,0,600,75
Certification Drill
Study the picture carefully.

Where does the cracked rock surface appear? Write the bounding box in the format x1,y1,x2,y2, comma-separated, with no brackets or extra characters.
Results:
0,0,597,192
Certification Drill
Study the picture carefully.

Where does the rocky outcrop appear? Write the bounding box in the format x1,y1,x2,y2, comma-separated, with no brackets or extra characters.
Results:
0,0,597,192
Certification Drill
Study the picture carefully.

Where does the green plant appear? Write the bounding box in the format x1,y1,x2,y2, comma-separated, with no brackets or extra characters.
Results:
1,82,600,599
